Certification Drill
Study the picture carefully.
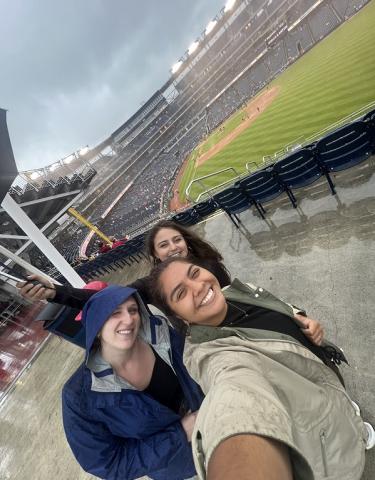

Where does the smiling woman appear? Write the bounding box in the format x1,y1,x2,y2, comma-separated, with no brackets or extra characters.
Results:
153,227,189,261
149,256,373,480
158,261,228,327
99,297,142,352
17,219,231,309
61,285,203,480
145,221,230,286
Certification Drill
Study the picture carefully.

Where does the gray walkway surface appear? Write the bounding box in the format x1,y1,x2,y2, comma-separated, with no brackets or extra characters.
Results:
0,158,374,479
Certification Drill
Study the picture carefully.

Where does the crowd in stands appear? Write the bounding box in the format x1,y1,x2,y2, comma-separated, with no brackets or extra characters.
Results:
11,0,368,273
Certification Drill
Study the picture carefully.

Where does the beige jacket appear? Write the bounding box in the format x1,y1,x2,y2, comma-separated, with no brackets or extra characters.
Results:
184,280,366,480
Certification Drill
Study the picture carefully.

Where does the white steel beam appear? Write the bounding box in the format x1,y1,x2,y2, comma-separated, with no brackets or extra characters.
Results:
1,193,85,287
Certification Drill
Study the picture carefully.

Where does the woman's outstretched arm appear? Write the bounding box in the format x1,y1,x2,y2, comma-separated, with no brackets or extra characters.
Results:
207,434,293,480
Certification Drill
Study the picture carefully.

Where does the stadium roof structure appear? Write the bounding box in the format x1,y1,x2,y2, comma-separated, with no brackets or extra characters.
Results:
1,160,96,239
0,110,86,287
169,0,239,78
0,109,18,203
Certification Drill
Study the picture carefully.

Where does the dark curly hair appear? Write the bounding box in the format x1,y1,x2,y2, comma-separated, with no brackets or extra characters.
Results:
145,220,225,265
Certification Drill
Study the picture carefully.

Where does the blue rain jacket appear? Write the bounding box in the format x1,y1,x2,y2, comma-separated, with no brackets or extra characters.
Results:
62,286,203,480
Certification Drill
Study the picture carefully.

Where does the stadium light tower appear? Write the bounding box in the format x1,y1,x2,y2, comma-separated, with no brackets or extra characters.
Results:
188,40,199,55
49,162,60,172
79,146,89,156
205,19,217,35
30,171,42,180
224,0,236,13
64,153,75,164
171,60,183,74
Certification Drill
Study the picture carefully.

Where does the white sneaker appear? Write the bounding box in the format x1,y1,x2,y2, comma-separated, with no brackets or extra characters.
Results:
364,422,375,450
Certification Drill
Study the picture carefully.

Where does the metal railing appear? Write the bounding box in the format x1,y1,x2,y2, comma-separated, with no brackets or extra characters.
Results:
184,101,375,204
185,167,242,203
304,100,375,144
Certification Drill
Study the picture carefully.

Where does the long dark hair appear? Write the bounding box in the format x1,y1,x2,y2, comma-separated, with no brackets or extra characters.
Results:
146,220,225,265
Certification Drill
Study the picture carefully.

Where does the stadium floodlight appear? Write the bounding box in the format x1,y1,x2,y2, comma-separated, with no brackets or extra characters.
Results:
79,146,89,156
49,162,60,172
64,154,75,164
171,60,183,74
188,41,199,56
224,0,236,13
205,19,217,35
30,171,41,180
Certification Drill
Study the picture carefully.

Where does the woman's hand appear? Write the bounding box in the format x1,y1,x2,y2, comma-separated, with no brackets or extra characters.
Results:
295,313,324,346
16,274,56,302
181,410,199,442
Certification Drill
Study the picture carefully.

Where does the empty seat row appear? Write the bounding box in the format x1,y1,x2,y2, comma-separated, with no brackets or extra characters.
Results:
73,234,147,281
172,118,375,228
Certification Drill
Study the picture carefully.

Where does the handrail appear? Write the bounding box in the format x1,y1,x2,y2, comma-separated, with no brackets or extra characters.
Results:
195,178,240,203
304,100,375,144
185,167,242,202
245,161,259,172
185,101,375,203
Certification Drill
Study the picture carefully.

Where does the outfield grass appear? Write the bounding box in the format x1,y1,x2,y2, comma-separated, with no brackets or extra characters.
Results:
199,109,247,155
179,1,375,201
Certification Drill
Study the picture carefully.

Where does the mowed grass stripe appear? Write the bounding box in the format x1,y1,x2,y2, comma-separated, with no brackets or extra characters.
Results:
179,1,375,201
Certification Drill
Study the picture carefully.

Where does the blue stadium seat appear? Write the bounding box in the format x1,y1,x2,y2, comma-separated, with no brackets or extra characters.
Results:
122,237,147,263
213,186,264,228
362,109,375,152
74,235,148,281
362,108,375,122
172,208,201,226
194,198,219,219
315,121,372,172
235,168,297,217
273,147,336,196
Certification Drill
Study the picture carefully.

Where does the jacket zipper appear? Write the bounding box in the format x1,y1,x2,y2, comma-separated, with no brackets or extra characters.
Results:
319,429,329,477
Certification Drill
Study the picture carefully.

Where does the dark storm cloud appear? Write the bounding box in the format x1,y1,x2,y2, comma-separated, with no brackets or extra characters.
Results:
0,0,225,170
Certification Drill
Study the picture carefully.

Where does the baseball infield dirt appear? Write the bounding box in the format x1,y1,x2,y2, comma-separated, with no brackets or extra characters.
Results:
169,85,280,211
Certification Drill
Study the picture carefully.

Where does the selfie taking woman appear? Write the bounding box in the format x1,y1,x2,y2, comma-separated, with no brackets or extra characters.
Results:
149,256,374,480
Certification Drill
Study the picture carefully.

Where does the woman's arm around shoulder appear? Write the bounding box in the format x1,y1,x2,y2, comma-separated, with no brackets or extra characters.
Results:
244,282,324,346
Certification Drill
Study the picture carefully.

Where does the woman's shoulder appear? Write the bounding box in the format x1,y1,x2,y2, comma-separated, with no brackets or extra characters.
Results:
62,363,90,399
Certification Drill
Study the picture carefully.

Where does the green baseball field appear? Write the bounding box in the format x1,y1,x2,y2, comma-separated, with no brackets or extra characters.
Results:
177,1,375,203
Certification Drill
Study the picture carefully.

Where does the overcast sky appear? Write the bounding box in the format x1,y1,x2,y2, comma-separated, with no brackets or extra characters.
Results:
0,0,225,171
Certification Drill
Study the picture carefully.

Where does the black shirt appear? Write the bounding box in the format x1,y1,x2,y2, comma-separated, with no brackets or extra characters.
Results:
144,348,184,414
221,300,327,364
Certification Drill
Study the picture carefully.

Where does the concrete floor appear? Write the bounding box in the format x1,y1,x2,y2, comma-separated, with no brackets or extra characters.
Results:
0,158,374,479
